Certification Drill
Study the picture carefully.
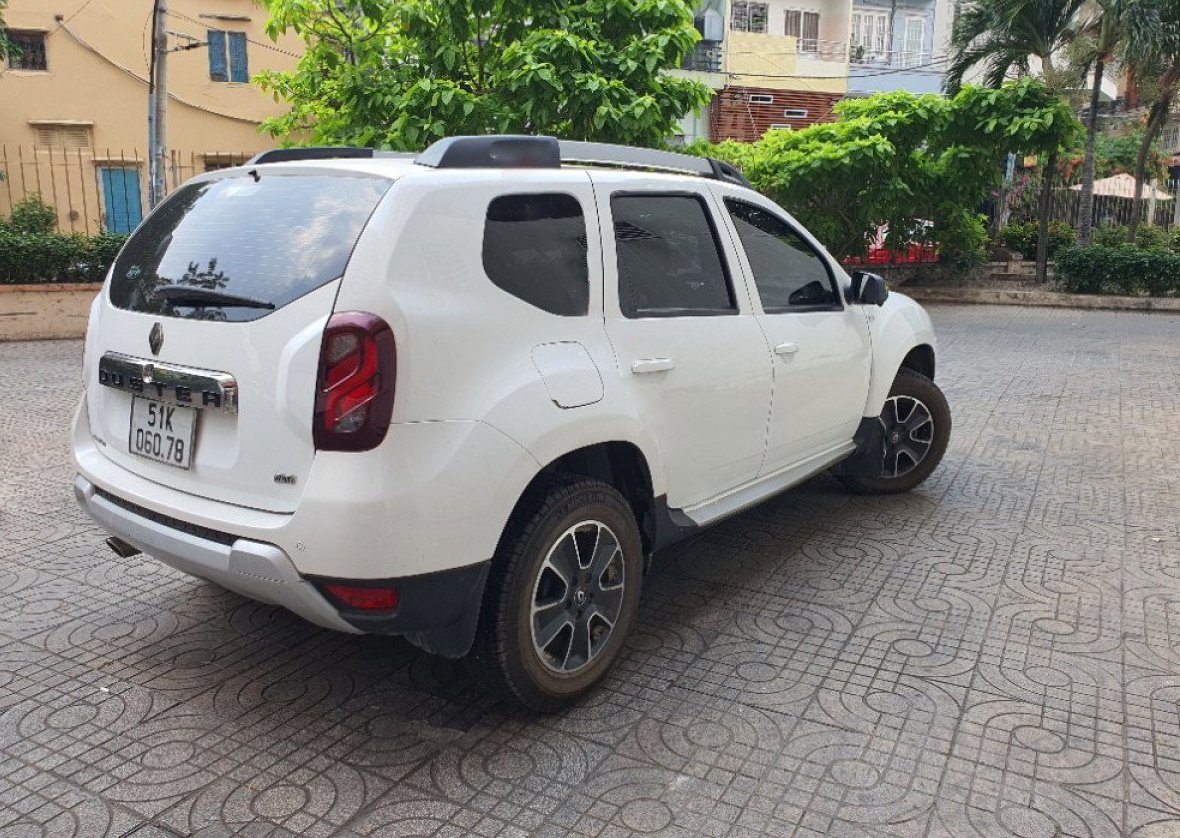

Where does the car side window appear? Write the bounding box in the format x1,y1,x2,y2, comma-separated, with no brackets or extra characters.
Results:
482,193,589,316
724,199,841,311
612,194,736,318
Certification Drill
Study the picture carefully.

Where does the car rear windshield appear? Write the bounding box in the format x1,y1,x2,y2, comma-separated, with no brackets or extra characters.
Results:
108,173,391,322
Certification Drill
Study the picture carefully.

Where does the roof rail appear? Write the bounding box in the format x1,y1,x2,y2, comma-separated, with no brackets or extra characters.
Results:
414,135,752,188
558,140,751,188
245,147,416,165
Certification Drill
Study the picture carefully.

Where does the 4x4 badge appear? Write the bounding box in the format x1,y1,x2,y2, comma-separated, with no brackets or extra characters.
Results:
148,323,164,356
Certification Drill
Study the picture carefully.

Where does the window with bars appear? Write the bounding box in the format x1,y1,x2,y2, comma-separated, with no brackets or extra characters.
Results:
730,1,769,33
784,11,820,54
7,31,48,71
850,10,889,63
207,30,249,82
1163,125,1180,152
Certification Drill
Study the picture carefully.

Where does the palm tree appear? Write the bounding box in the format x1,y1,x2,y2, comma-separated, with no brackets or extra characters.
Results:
946,0,1085,281
1123,0,1180,242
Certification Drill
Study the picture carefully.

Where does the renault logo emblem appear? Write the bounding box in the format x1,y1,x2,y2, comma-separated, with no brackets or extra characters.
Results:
148,322,164,356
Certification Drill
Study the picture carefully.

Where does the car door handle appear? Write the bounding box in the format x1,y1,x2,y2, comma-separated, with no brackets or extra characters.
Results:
774,342,800,356
631,357,675,374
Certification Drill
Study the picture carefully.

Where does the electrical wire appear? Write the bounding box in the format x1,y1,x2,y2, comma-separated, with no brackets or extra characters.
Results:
57,20,260,125
166,8,303,59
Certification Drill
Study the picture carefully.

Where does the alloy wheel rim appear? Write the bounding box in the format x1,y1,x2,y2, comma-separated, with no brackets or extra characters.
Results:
530,520,626,675
878,395,935,478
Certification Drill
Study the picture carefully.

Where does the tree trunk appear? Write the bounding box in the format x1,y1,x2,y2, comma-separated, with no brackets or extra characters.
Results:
1076,56,1105,245
1127,61,1180,243
1035,150,1057,283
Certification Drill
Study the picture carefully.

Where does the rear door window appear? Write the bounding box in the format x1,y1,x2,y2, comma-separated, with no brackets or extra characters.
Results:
108,173,391,322
482,193,589,316
611,194,736,318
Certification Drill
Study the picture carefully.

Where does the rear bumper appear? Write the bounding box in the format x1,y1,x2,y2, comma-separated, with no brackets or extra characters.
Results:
74,475,492,655
74,475,359,634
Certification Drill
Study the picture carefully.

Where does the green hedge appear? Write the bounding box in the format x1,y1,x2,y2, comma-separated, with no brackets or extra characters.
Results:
996,220,1075,259
1054,244,1180,296
0,229,127,285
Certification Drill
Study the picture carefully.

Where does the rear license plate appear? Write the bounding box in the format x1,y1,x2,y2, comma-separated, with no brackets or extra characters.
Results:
128,397,196,469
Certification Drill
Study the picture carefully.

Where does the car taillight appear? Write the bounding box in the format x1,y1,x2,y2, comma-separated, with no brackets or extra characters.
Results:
320,582,400,612
314,312,396,452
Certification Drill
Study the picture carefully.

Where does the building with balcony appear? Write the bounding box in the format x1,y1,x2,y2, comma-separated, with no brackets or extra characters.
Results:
846,0,952,96
713,0,851,140
673,0,957,143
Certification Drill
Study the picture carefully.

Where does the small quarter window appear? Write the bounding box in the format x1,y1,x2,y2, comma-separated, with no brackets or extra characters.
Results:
482,193,589,316
725,199,840,310
612,194,736,318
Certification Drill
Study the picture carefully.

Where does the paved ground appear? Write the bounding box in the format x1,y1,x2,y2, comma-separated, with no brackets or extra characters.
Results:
2,305,1180,837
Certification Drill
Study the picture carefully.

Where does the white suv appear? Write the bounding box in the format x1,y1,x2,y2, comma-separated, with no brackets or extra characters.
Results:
73,136,950,710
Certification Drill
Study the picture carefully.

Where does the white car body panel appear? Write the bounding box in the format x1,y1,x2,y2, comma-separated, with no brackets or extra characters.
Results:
862,291,938,416
591,171,774,509
707,182,874,474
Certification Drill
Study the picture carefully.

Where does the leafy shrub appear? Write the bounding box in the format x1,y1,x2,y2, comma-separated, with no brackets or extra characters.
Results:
1134,225,1171,251
1090,224,1129,248
3,194,59,235
0,228,127,284
1054,244,1180,296
996,220,1075,258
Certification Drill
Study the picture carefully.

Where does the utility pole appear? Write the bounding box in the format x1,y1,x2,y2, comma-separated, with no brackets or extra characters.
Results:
148,0,168,208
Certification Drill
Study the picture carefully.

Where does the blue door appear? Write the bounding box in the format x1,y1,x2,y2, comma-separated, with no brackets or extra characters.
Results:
100,167,143,234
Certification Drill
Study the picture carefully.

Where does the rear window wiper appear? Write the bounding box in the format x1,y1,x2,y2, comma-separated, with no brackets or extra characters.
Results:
153,285,276,310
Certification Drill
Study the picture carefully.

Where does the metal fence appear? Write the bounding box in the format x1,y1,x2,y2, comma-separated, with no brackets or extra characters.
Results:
995,172,1180,233
0,146,251,236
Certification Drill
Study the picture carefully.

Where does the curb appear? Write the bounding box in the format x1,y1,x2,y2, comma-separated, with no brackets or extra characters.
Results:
903,287,1180,314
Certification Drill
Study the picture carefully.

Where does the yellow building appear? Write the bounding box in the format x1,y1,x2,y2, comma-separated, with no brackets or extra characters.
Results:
1,0,304,235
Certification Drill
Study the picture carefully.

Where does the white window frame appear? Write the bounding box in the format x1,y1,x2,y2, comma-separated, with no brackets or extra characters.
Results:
748,94,774,104
784,9,821,54
850,9,889,64
901,14,926,67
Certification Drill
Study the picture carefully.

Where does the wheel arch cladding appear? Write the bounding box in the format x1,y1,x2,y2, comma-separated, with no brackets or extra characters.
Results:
506,441,660,558
900,344,935,381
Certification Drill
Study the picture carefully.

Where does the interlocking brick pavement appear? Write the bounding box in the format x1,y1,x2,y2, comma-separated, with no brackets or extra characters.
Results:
2,305,1180,837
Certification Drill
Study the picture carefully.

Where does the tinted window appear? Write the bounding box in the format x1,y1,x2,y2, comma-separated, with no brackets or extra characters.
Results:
482,193,589,316
612,194,735,318
109,174,390,322
725,199,840,311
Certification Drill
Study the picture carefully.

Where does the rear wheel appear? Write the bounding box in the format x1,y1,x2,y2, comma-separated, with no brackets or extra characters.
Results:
465,477,643,712
839,369,950,495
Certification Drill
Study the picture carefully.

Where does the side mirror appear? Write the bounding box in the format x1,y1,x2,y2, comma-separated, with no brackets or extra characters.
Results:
849,270,889,307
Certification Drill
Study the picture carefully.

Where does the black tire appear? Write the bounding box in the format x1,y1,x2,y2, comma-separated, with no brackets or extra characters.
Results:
838,368,951,495
465,476,643,712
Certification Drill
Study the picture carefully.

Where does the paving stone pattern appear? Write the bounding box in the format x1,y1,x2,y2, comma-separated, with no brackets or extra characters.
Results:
2,305,1180,837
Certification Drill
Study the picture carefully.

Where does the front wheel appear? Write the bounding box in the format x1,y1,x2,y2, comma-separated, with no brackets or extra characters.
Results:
465,477,643,712
838,369,951,495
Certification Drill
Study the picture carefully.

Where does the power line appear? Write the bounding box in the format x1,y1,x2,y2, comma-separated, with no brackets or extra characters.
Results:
166,8,303,59
56,20,259,125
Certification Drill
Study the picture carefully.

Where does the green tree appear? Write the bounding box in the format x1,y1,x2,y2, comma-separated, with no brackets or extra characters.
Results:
945,0,1084,281
1121,0,1180,241
692,81,1079,263
256,0,712,150
1071,0,1159,244
1,0,17,69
